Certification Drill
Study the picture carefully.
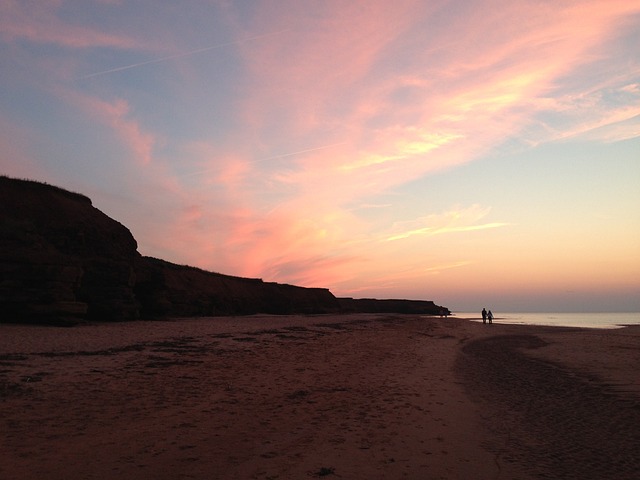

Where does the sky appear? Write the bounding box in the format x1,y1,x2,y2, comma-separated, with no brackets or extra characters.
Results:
1,0,639,313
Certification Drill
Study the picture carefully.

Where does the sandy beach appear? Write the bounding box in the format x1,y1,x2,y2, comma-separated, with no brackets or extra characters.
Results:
1,314,639,479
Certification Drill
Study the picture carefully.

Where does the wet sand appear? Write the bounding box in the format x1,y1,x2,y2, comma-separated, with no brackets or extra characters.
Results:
1,315,639,479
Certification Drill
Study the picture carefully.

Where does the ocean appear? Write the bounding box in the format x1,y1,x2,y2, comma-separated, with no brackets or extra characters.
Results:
452,312,640,329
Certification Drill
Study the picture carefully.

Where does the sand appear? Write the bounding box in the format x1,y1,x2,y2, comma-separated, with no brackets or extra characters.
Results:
1,314,639,479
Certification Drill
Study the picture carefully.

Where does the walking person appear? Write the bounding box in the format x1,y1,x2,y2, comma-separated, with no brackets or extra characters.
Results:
482,307,487,324
487,310,493,324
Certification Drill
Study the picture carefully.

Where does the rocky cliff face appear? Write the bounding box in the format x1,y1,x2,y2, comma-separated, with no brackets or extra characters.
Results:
134,257,340,317
0,177,341,323
338,298,448,315
1,177,139,324
0,176,448,324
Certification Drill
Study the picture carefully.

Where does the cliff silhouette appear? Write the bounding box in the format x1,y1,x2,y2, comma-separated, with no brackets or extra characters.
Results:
0,176,449,324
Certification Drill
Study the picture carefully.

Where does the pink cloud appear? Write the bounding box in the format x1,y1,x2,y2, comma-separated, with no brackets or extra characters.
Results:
9,0,633,298
141,199,362,288
228,211,357,279
150,2,635,209
0,0,137,49
230,0,639,177
62,91,156,165
149,176,370,286
260,254,365,288
149,1,639,293
383,205,511,242
232,0,425,134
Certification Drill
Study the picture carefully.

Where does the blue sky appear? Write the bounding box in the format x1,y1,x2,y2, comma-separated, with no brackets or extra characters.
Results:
1,0,639,312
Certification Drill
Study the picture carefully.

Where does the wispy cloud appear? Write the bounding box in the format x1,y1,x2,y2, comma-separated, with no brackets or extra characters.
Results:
64,93,156,165
181,141,345,179
385,222,511,242
147,0,635,292
383,205,511,242
0,0,137,49
2,0,638,305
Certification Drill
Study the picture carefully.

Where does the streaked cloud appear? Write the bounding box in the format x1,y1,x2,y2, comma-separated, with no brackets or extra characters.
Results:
385,222,512,242
63,92,157,165
383,205,511,242
0,0,137,49
1,0,638,310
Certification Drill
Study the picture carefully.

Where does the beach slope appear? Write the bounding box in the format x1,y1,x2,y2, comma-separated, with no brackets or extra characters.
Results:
1,315,638,479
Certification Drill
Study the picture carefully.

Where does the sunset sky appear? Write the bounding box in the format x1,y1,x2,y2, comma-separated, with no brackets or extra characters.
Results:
1,1,639,312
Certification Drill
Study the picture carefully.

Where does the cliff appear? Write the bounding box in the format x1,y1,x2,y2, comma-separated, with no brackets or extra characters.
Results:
0,176,139,324
338,298,448,315
0,176,448,324
134,257,340,317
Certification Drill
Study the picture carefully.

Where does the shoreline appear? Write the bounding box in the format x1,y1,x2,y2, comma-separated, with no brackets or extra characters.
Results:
2,315,639,479
451,312,640,330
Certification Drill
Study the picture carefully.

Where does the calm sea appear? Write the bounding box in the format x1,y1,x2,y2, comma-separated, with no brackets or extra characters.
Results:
452,312,640,329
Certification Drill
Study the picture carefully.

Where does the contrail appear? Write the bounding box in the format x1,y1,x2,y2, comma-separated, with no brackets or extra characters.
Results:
249,142,346,164
80,29,290,79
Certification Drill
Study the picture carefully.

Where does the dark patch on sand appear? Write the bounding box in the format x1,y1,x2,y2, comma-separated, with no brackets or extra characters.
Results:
456,334,640,480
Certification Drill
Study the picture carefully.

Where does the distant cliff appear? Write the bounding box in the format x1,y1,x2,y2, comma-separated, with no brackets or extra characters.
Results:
0,176,448,324
134,257,340,317
338,298,448,315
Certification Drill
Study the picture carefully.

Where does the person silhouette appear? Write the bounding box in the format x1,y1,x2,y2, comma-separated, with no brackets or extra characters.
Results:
487,310,493,324
482,308,487,324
